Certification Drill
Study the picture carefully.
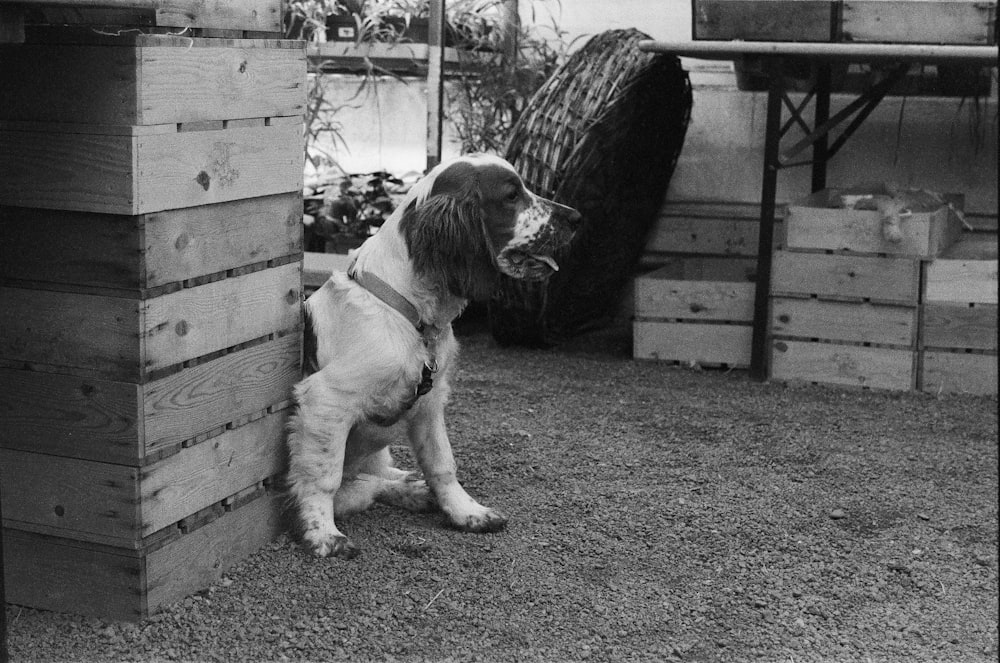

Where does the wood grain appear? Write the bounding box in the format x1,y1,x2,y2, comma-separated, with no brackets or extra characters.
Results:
1,193,301,291
771,340,916,390
634,320,752,366
771,250,921,304
772,297,917,347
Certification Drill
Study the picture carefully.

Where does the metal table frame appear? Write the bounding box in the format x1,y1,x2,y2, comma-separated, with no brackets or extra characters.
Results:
637,40,998,381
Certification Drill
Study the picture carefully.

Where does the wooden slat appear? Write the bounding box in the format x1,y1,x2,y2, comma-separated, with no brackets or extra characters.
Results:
771,297,917,347
634,320,752,366
0,334,299,463
693,0,836,42
15,0,283,33
842,1,995,45
142,262,301,377
2,489,281,621
924,259,998,304
1,262,301,380
921,351,998,395
2,528,145,621
142,334,299,456
770,339,916,390
634,269,754,321
772,250,921,304
0,42,302,125
1,193,301,291
0,410,284,545
0,369,142,463
140,412,285,536
1,449,141,542
0,286,141,377
922,303,998,350
144,491,282,617
0,122,303,214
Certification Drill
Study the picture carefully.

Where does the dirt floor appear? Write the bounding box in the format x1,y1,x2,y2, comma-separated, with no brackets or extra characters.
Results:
5,318,998,663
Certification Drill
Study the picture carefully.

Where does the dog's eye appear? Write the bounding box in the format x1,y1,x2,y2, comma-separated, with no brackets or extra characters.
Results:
505,189,520,202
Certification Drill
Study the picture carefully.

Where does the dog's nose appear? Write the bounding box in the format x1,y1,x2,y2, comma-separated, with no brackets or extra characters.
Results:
555,202,583,230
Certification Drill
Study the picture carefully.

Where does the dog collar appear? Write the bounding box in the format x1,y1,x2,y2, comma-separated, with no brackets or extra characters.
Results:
347,260,425,332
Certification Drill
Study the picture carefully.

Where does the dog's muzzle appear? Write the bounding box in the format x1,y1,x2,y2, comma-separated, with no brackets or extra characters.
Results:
496,199,581,280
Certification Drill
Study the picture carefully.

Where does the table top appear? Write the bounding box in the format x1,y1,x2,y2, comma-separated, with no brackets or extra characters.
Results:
638,40,1000,65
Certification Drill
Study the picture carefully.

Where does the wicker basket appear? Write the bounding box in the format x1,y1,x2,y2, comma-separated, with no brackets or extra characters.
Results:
489,29,692,346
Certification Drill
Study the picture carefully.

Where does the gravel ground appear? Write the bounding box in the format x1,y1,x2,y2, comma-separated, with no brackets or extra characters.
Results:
5,319,998,663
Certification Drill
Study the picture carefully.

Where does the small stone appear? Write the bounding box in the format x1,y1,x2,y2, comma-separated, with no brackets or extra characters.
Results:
829,508,847,520
917,513,930,521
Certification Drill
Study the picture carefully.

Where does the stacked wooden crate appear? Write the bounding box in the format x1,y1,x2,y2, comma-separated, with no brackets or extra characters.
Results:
633,258,756,367
920,240,998,395
769,188,963,391
0,5,304,620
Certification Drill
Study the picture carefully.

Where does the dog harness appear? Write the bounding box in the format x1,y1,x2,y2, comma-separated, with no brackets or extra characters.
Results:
347,260,438,398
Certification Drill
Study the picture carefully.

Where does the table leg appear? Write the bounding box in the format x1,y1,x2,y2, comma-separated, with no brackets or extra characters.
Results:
812,63,831,193
750,59,785,381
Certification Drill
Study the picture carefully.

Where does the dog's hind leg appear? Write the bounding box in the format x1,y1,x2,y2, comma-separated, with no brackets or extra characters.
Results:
286,380,359,559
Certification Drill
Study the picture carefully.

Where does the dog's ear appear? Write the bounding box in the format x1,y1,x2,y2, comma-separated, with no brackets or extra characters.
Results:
400,195,499,300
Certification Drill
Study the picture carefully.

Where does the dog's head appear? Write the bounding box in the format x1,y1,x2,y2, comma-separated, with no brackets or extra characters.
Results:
399,154,581,300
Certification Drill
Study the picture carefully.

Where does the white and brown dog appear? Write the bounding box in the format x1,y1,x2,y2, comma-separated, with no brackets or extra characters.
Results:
287,154,580,558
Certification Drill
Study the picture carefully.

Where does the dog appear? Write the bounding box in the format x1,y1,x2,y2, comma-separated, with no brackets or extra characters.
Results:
286,154,581,558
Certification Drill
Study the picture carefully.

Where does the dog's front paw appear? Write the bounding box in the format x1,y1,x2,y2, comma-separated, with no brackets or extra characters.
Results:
303,532,360,559
453,506,507,533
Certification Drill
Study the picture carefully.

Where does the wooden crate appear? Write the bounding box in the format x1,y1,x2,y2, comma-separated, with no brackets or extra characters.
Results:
692,0,838,41
920,237,998,394
0,31,304,620
785,188,963,258
841,1,997,45
634,258,755,367
770,250,921,390
0,36,305,126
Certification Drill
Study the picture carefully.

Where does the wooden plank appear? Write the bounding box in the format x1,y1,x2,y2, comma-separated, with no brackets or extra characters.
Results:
0,369,142,463
2,489,281,621
0,287,141,378
644,215,781,257
771,297,917,347
0,123,302,214
922,303,998,350
1,449,141,542
0,334,299,463
634,270,755,321
785,190,961,257
142,262,301,377
140,412,285,536
770,339,916,390
1,193,302,291
0,410,284,545
633,320,752,366
2,528,145,621
18,0,283,33
842,1,995,45
924,259,998,304
142,334,299,455
145,491,281,617
693,0,836,41
772,250,921,304
921,350,998,395
1,262,300,380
